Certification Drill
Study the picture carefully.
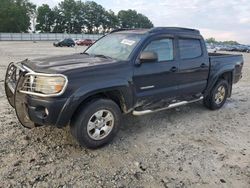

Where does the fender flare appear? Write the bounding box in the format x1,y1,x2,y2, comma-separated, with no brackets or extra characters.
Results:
204,69,234,96
55,80,133,127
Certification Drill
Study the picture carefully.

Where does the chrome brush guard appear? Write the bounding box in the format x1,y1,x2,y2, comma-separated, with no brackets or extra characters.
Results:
5,62,36,128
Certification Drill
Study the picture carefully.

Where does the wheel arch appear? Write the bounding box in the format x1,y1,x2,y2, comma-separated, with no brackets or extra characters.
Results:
75,89,128,112
69,89,129,124
55,87,133,128
217,71,233,97
205,70,233,97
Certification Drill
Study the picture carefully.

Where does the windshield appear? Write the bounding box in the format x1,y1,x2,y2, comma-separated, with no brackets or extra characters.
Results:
85,33,143,61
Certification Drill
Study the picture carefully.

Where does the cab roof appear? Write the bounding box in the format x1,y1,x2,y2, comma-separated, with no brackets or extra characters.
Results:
111,27,200,35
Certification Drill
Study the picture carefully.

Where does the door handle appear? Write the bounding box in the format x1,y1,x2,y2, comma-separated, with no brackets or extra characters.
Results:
170,66,178,72
200,63,207,68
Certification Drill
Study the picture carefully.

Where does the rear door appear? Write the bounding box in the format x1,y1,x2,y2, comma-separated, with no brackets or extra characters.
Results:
177,37,209,98
133,36,179,109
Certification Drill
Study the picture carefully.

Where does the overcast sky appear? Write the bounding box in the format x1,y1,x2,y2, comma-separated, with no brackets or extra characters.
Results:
31,0,250,44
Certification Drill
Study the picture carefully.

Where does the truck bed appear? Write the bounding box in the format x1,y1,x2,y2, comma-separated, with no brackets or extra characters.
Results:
208,53,243,84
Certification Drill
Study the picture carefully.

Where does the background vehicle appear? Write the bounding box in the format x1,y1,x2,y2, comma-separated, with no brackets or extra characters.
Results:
208,43,250,53
53,38,75,47
5,27,244,148
206,44,217,53
76,39,94,46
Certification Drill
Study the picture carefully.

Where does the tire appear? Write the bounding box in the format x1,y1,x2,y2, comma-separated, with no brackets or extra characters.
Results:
70,98,121,149
203,79,229,110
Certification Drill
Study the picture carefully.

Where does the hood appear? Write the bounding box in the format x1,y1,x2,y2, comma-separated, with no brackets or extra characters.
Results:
22,53,119,74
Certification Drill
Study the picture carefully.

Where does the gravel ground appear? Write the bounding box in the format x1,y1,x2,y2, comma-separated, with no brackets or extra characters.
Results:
0,41,249,188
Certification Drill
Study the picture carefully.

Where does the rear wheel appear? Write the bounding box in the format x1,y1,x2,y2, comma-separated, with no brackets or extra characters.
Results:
70,99,121,149
204,79,229,110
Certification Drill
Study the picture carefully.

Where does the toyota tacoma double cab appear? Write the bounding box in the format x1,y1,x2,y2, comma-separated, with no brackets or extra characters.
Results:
5,27,244,148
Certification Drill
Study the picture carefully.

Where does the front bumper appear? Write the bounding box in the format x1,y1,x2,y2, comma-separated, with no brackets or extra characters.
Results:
18,94,67,127
5,62,68,128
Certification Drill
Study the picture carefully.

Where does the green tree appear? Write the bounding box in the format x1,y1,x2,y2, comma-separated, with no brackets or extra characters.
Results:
58,0,77,33
52,6,66,33
206,37,217,43
102,10,119,33
206,37,239,45
223,41,239,45
118,9,153,29
1,0,154,33
118,10,137,28
84,1,106,33
36,4,55,32
136,13,153,28
0,0,36,32
72,0,85,33
52,0,86,33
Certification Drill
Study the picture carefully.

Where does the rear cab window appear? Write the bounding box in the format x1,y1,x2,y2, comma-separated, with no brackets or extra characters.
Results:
143,38,174,62
179,38,202,59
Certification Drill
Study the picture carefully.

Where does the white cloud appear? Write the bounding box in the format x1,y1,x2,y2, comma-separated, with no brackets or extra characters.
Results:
200,28,236,41
240,18,250,24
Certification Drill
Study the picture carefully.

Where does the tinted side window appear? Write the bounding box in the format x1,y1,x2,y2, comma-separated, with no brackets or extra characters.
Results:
179,39,202,59
143,38,173,61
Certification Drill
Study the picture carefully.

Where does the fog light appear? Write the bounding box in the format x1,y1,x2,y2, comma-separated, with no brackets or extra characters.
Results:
45,108,49,116
35,106,49,118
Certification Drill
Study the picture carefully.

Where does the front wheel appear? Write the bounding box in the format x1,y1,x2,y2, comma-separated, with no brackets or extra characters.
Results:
203,79,229,110
70,99,121,149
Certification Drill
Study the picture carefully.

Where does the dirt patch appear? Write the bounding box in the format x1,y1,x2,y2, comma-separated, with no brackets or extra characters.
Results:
0,42,249,187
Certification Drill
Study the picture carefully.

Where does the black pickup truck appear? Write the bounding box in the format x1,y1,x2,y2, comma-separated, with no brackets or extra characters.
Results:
5,27,244,148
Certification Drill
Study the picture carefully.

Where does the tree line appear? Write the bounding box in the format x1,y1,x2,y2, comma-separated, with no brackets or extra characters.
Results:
206,37,239,45
0,0,154,34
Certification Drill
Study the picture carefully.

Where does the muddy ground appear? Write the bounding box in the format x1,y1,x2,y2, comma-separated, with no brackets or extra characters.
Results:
0,42,249,188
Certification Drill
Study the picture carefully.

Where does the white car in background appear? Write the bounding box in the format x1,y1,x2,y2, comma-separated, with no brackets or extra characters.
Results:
206,44,217,53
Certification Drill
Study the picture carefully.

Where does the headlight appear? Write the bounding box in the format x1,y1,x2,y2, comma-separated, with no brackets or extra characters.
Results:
21,73,68,97
34,76,66,94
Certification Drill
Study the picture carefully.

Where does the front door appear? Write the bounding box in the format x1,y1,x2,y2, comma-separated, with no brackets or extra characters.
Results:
133,37,179,110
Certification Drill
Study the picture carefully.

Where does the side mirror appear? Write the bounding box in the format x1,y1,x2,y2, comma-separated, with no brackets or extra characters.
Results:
139,51,158,63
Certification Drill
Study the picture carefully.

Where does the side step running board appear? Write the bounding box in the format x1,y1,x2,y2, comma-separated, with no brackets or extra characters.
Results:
132,96,203,116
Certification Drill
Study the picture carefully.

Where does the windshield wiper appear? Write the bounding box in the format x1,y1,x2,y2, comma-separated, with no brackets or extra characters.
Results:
81,53,113,59
94,54,113,59
80,52,89,55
